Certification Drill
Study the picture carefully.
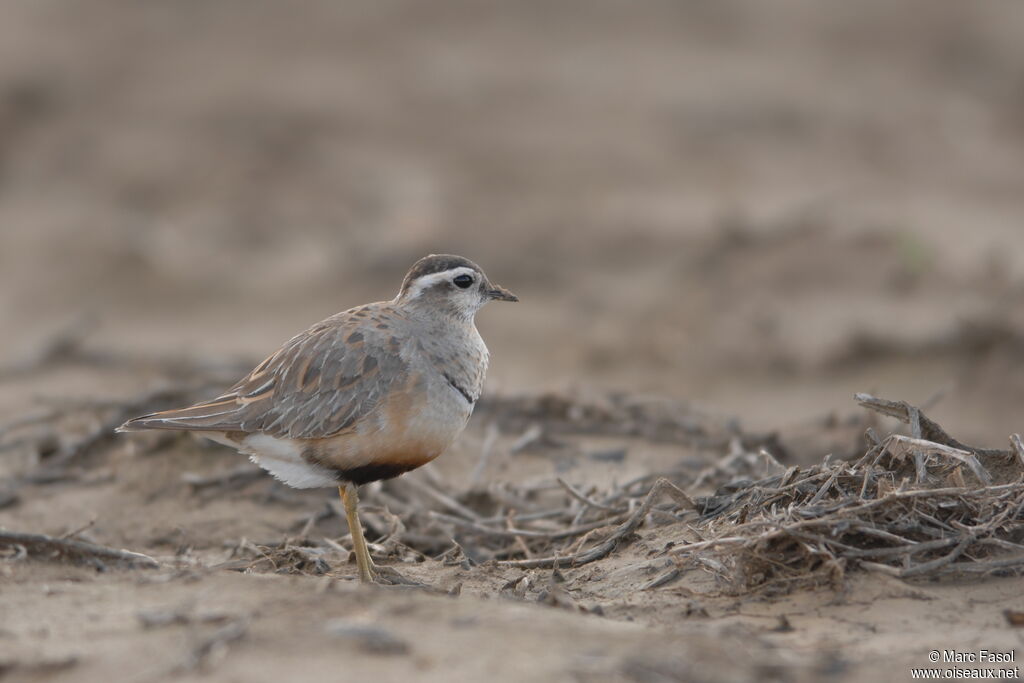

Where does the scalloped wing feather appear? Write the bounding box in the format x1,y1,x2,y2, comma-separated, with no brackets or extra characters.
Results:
118,308,411,440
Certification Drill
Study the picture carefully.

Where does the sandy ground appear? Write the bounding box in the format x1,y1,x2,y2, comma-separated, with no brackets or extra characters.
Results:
2,1,1024,681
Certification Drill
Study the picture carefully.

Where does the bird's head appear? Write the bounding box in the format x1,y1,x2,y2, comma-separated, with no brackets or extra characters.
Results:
396,254,518,319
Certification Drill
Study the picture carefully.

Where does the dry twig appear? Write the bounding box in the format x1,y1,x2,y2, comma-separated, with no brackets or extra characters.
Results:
665,394,1024,592
0,530,159,569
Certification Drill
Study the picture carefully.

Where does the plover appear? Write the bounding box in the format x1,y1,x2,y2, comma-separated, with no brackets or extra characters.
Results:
118,254,517,583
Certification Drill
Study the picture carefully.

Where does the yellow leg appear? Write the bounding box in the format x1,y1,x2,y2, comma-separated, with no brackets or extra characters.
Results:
339,483,375,583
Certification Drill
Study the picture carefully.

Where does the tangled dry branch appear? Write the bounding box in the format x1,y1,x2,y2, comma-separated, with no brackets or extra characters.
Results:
672,394,1024,592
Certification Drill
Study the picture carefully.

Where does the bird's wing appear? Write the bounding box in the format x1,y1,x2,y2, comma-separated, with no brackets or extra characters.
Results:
118,312,410,439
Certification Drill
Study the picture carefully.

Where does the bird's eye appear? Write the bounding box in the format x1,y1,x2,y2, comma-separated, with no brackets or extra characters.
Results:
453,274,474,289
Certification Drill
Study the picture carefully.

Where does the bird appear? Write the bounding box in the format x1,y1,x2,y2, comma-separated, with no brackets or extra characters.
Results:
117,254,518,583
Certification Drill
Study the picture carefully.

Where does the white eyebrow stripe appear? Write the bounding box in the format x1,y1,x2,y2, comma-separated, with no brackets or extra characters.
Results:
404,266,479,300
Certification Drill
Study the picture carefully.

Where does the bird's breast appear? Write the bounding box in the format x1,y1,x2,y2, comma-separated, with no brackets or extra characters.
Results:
305,368,472,473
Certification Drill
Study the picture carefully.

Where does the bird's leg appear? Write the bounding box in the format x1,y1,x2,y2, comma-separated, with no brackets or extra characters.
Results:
337,483,427,588
338,483,375,583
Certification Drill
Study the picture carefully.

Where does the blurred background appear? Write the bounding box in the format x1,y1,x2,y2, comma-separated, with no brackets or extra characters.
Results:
2,0,1023,443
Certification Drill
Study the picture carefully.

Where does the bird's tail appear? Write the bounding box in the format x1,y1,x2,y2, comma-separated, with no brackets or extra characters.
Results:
116,397,242,433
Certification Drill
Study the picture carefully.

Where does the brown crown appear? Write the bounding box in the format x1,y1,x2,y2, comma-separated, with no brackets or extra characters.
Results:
399,254,483,294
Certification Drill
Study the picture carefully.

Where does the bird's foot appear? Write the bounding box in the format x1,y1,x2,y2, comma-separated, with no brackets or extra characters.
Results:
351,559,429,588
370,564,425,587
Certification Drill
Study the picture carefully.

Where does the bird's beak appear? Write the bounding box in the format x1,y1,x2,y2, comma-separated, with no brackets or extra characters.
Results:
486,284,519,302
